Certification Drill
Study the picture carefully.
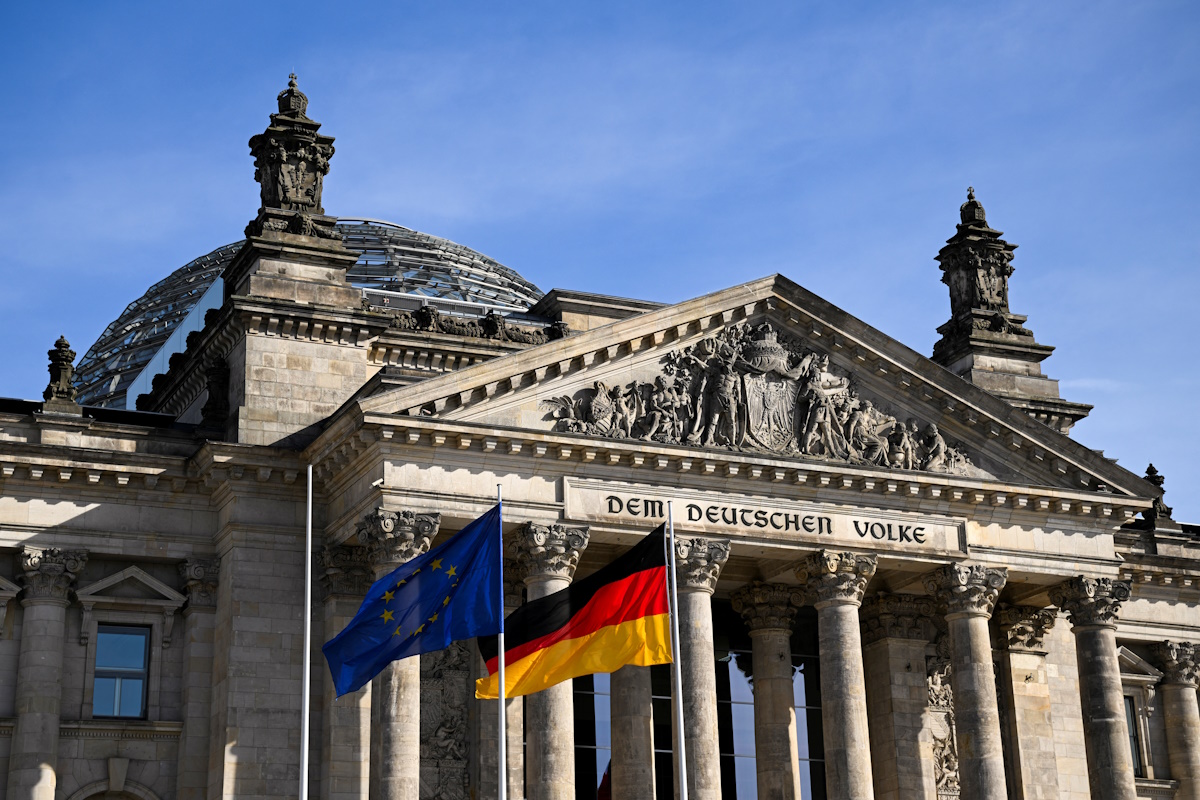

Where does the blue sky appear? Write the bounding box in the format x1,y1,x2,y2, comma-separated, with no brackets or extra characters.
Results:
1,1,1196,519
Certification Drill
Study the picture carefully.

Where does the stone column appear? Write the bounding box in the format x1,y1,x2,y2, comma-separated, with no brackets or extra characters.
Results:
610,664,656,800
859,592,939,800
731,581,803,800
993,605,1061,800
319,545,374,800
1150,641,1200,800
6,547,87,800
674,537,730,800
1049,577,1137,800
512,522,591,800
360,509,440,800
478,562,525,800
923,563,1009,800
176,558,220,800
795,550,877,800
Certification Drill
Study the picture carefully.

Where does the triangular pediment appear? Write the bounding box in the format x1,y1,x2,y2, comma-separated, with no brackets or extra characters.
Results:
77,566,186,607
0,576,19,597
355,275,1150,498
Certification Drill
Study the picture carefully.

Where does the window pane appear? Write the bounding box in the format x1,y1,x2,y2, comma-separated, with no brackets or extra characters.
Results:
730,703,755,756
733,756,757,799
93,677,117,716
726,656,754,703
96,629,148,670
593,672,610,694
1125,696,1144,778
594,695,611,749
118,678,145,717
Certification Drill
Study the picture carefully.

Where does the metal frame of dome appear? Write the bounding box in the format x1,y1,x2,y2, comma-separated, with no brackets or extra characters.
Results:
73,220,545,408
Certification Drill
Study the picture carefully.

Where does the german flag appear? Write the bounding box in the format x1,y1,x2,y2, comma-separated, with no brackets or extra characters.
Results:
476,524,672,699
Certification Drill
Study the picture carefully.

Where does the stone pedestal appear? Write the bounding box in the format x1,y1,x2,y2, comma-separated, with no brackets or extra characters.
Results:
675,538,730,800
860,593,939,800
732,581,803,800
361,509,439,800
923,564,1008,800
6,548,87,800
477,565,525,800
1050,577,1137,800
611,664,656,800
512,523,590,800
176,558,220,800
993,605,1061,800
796,550,877,800
1150,642,1200,800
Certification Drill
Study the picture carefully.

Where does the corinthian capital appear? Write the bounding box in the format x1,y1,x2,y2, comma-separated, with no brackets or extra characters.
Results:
994,604,1057,652
511,523,590,584
179,557,220,609
731,581,802,632
317,545,372,599
357,508,440,573
1150,641,1198,687
860,592,938,644
923,563,1007,618
795,550,876,607
20,547,88,603
1048,576,1130,629
675,537,730,594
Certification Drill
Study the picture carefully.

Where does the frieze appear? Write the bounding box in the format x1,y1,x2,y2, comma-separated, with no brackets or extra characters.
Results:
386,305,569,346
542,321,990,477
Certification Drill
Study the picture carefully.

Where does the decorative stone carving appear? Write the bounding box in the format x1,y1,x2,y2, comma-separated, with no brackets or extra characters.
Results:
731,581,802,631
933,716,961,799
1142,463,1176,526
246,75,339,240
1150,641,1198,687
43,335,81,413
421,640,472,800
357,509,440,573
993,604,1057,652
502,560,525,608
794,550,876,606
860,592,938,644
389,305,568,345
540,321,988,477
19,548,87,602
179,558,220,609
923,564,1007,617
510,523,590,583
1048,576,1131,628
318,545,372,599
674,537,730,593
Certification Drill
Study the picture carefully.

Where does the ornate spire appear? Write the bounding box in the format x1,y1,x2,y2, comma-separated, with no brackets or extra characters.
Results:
43,335,81,414
246,74,338,240
936,186,1021,331
1141,463,1175,526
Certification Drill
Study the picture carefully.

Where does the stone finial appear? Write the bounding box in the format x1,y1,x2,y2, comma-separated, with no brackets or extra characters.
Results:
43,335,81,413
277,73,310,119
179,558,220,609
1150,641,1198,687
923,563,1007,618
1142,463,1175,525
511,523,590,584
960,186,987,224
860,592,938,644
317,545,372,599
795,550,876,607
731,581,802,632
1048,576,1130,629
675,537,730,594
994,604,1057,652
357,509,439,573
20,547,88,603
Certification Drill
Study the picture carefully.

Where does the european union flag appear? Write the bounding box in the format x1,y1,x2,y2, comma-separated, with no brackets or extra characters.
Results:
323,505,503,697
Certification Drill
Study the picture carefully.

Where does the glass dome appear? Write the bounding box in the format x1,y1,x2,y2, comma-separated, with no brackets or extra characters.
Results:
74,219,544,408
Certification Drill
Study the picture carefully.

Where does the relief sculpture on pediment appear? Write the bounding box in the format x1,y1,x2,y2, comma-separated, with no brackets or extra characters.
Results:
542,321,988,477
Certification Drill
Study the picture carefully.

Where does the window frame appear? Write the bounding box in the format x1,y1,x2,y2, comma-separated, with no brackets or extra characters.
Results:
81,609,166,720
91,623,152,720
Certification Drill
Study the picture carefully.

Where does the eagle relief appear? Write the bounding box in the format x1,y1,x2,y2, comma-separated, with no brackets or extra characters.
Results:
542,322,988,477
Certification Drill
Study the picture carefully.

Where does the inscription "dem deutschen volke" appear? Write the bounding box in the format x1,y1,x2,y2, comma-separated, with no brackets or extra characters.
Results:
604,495,930,545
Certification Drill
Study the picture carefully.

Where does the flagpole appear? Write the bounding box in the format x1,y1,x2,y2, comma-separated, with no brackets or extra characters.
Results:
497,484,507,800
300,463,313,800
667,501,689,800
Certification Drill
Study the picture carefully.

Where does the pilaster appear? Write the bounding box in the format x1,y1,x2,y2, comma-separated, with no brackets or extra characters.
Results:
1149,642,1200,800
176,558,219,800
993,604,1060,800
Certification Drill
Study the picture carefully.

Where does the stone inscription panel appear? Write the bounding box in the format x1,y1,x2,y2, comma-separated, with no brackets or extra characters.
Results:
563,477,964,555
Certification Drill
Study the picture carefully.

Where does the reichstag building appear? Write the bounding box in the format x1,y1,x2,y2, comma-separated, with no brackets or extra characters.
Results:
1,76,1197,800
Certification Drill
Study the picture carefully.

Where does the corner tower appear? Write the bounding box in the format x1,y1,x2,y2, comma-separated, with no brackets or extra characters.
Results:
931,188,1091,433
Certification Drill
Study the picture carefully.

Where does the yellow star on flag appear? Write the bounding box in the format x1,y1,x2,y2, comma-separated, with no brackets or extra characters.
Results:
443,596,450,607
429,612,439,622
445,565,457,578
414,624,425,635
431,558,443,571
381,610,394,622
393,627,402,636
382,590,394,601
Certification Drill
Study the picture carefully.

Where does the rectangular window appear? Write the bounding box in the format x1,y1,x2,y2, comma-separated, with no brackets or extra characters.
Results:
93,625,150,719
1124,695,1144,778
573,672,612,798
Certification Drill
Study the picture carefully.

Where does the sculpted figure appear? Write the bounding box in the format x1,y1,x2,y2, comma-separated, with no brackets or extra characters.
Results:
610,385,634,439
845,400,889,465
922,423,948,471
888,419,918,470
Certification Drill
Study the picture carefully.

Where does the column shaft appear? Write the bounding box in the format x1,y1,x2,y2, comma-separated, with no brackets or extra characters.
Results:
371,659,421,799
478,580,525,800
6,599,68,800
1161,683,1200,800
324,595,371,800
679,589,722,800
526,574,575,800
817,602,875,799
945,612,1007,800
862,638,936,800
751,627,802,799
176,608,217,800
610,664,656,800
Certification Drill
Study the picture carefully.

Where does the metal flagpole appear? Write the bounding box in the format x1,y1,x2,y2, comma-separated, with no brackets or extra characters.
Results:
497,484,507,800
300,464,313,799
667,501,689,800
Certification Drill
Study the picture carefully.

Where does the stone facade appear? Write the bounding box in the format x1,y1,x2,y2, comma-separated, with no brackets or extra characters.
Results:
0,78,1197,800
